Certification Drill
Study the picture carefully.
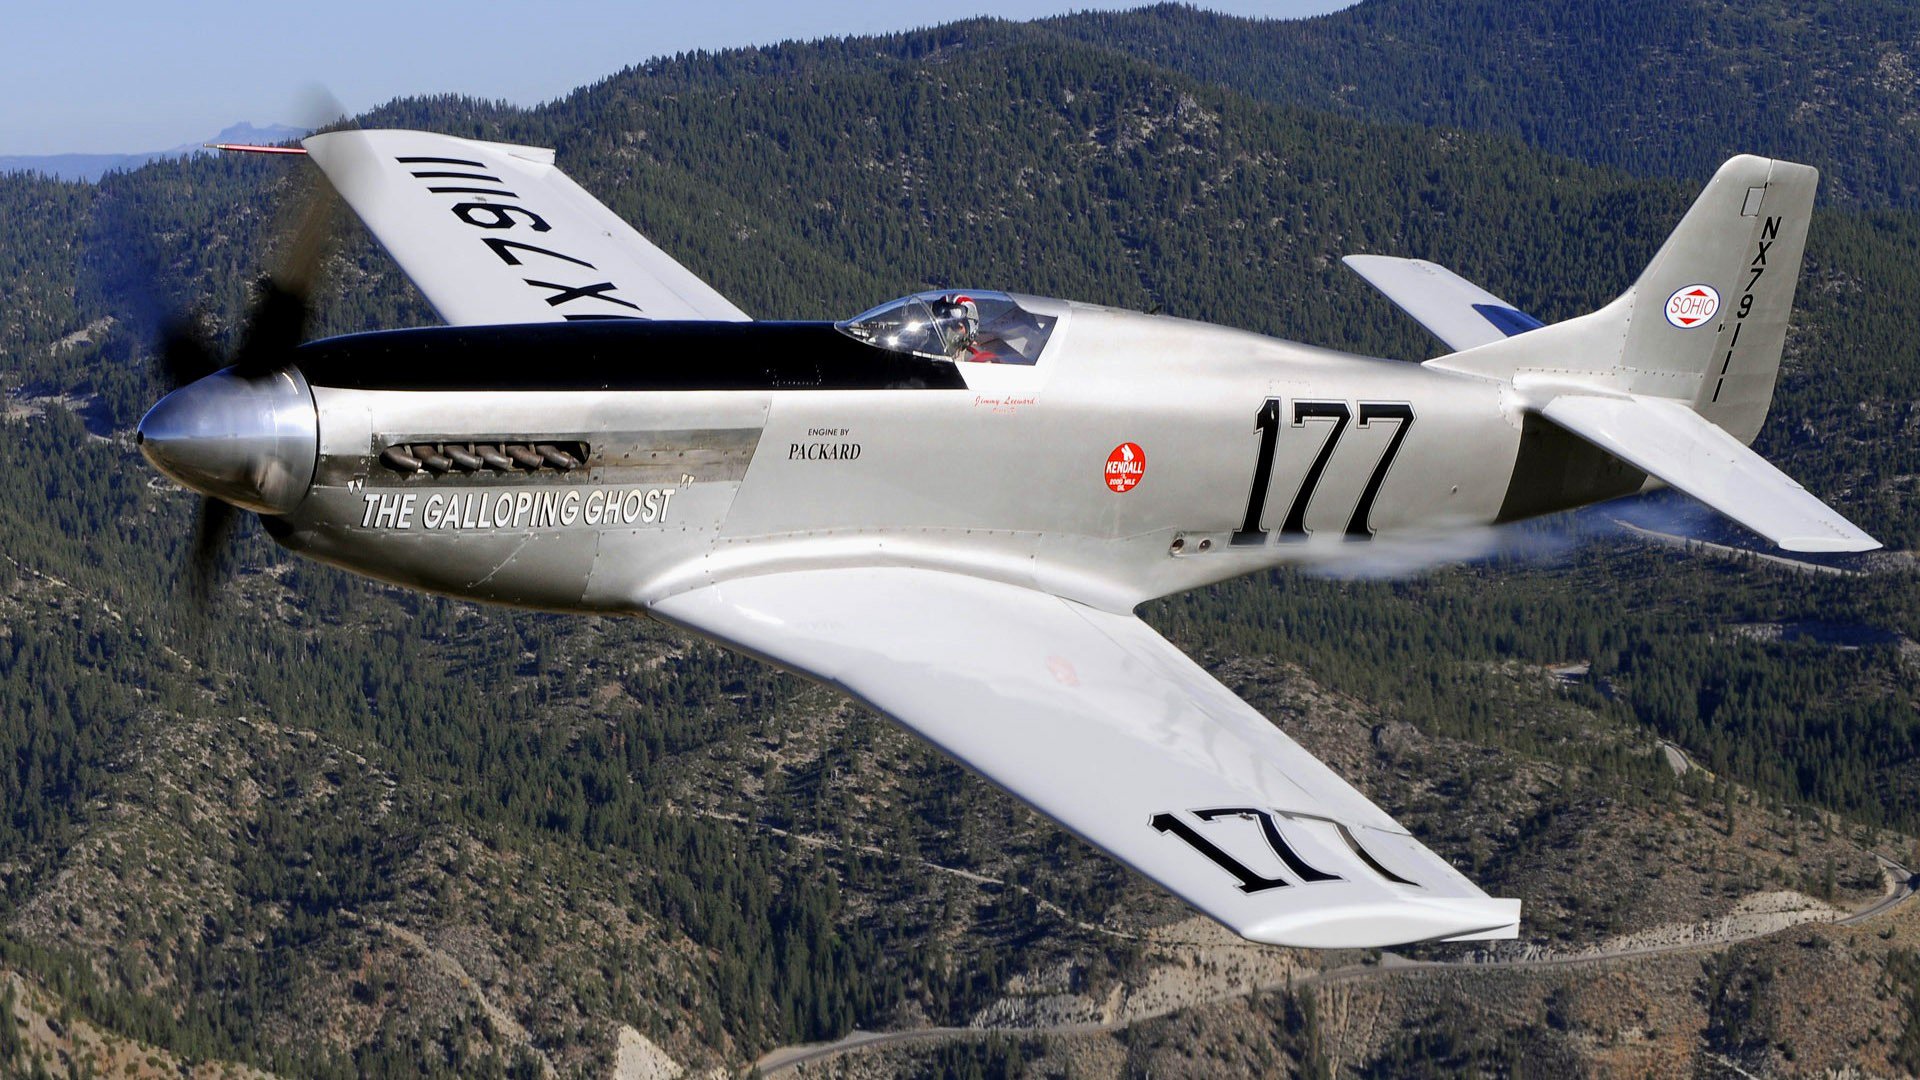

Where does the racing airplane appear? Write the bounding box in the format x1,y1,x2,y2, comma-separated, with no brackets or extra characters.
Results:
137,129,1875,948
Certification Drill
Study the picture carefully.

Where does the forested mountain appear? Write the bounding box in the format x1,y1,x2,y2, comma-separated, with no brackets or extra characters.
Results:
0,6,1917,1078
1047,0,1920,208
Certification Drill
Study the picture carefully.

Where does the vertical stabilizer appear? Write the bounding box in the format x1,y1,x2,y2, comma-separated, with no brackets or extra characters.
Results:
1622,156,1816,443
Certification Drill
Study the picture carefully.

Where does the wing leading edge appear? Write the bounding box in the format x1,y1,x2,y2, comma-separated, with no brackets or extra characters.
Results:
304,129,749,326
653,568,1519,948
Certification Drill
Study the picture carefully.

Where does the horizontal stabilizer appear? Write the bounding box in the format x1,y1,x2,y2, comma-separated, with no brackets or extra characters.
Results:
1539,393,1879,553
1343,255,1543,353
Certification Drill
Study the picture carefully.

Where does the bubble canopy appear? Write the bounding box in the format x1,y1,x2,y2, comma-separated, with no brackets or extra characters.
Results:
836,290,1057,365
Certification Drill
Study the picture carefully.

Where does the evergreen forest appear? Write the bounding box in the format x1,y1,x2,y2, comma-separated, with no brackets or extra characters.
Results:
0,2,1917,1075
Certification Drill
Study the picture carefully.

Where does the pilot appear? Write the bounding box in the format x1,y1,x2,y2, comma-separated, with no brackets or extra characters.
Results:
935,294,988,360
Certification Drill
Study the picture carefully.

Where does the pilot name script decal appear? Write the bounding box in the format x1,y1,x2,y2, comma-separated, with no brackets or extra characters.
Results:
360,486,677,531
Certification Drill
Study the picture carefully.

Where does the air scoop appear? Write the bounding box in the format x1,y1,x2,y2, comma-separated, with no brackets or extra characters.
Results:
138,367,318,515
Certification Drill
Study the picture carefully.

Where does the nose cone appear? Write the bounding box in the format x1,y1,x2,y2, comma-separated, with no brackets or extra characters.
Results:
138,367,318,515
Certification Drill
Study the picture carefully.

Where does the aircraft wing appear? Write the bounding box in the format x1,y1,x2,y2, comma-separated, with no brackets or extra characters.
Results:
1343,254,1544,353
303,129,749,325
651,567,1521,948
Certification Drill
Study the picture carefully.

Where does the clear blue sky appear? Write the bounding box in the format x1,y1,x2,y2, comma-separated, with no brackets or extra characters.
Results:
4,2,1352,156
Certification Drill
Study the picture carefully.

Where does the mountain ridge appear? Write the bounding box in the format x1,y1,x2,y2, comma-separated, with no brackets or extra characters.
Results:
0,7,1914,1077
1042,0,1920,208
0,121,303,183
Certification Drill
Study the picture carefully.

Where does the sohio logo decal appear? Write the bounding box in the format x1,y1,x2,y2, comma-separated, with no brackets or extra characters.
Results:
1665,284,1720,328
1105,442,1145,493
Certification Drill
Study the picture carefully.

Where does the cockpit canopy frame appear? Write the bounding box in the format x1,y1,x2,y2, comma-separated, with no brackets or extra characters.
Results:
837,290,1058,365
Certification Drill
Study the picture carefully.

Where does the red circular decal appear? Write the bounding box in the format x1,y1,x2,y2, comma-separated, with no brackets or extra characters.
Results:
1105,442,1145,493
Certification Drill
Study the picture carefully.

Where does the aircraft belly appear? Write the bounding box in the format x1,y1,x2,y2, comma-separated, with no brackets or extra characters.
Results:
698,389,1054,595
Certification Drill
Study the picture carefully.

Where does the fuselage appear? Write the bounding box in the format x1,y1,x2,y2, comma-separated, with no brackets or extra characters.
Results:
237,298,1647,617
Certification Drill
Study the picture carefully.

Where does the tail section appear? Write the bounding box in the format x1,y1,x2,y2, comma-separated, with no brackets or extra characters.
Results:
1427,155,1818,445
1415,156,1874,552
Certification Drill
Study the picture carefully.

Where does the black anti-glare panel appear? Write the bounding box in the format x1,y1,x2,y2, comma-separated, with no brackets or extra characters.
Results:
294,321,969,392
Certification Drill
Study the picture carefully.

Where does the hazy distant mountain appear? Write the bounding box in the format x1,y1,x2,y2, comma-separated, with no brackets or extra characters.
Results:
0,121,303,182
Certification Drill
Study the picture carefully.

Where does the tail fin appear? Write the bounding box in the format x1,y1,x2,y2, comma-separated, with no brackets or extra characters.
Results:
1428,155,1818,445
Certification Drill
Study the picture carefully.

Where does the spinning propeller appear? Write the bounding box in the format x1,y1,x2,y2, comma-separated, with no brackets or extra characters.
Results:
140,136,336,606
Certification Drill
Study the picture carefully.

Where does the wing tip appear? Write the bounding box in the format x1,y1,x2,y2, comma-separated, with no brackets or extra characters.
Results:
1778,534,1881,554
1240,897,1522,949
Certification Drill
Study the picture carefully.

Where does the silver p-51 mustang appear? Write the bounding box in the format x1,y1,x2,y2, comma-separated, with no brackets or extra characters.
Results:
139,130,1874,948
